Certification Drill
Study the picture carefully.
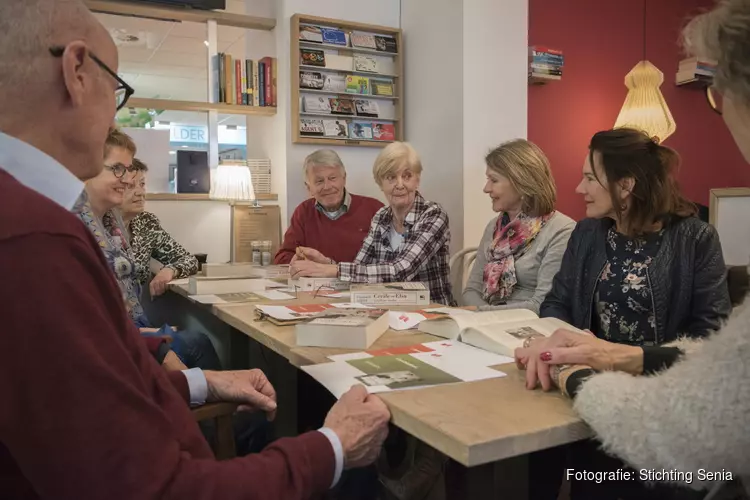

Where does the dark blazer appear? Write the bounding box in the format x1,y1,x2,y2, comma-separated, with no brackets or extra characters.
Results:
540,216,731,344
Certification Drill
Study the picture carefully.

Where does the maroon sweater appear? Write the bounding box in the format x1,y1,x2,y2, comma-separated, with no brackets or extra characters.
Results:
0,170,335,500
275,194,383,264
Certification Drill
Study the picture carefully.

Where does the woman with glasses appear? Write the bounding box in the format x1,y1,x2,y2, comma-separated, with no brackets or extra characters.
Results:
515,1,750,497
77,127,220,371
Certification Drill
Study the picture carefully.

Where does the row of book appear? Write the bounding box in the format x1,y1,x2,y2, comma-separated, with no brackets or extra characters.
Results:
299,24,397,53
301,48,386,75
300,118,395,141
676,57,717,85
303,95,382,118
300,71,394,97
529,45,563,82
215,54,277,107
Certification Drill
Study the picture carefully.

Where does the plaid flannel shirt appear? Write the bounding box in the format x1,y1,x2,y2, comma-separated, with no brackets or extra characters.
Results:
337,192,455,305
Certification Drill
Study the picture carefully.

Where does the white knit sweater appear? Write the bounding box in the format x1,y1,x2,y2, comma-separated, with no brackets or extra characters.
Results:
575,301,750,495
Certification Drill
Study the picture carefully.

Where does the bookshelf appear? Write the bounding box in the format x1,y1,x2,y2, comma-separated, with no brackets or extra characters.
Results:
128,98,277,116
291,14,403,147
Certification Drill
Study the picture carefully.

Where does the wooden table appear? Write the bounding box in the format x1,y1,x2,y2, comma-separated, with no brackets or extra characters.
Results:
166,283,592,498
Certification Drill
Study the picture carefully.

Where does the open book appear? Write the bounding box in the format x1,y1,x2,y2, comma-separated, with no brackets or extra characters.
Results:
418,309,584,358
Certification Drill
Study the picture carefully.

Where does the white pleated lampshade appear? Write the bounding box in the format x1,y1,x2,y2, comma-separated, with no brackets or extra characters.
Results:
210,164,256,202
614,60,676,143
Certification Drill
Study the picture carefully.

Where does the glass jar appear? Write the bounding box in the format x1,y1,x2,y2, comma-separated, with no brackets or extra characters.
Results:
261,240,272,266
251,241,261,265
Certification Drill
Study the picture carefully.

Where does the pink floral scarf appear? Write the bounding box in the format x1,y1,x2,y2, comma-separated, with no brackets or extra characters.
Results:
483,212,553,302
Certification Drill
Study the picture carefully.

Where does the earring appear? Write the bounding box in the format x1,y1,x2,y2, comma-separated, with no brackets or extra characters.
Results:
620,203,628,211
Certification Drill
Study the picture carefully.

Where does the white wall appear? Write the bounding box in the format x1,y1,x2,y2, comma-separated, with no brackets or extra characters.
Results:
462,0,528,247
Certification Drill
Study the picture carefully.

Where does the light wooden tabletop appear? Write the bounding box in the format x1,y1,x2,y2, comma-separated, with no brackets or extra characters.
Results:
169,283,591,467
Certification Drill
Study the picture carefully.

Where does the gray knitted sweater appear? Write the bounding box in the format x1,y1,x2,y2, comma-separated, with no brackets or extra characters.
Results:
575,301,750,495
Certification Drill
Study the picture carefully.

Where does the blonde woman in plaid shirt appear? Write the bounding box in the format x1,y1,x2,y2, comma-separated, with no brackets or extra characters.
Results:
291,142,456,306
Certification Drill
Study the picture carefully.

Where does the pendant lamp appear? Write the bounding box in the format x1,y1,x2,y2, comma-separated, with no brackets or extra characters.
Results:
613,0,676,142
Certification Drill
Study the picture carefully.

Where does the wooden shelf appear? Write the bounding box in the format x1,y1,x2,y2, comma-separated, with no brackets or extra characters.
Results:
299,40,398,57
146,193,278,202
297,14,401,36
300,112,398,122
300,64,399,79
296,136,392,148
300,88,398,101
84,0,275,30
127,97,276,116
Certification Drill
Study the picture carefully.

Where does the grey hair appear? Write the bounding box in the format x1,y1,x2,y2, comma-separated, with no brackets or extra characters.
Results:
683,0,750,105
0,0,97,105
303,149,346,178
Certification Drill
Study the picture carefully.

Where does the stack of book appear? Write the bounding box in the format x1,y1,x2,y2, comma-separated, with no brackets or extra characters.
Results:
215,54,277,107
675,57,717,85
528,45,563,82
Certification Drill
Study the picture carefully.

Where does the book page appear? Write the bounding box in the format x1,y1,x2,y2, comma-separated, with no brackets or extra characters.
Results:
452,309,539,331
462,317,582,357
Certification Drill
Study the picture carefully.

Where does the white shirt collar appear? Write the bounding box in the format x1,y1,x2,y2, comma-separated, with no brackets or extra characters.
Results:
0,131,84,210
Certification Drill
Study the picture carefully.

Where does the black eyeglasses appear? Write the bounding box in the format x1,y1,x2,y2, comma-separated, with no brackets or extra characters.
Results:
49,46,134,111
105,162,137,178
706,85,723,116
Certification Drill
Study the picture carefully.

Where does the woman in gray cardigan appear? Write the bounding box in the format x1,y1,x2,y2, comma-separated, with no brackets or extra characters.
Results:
517,1,750,497
462,139,574,313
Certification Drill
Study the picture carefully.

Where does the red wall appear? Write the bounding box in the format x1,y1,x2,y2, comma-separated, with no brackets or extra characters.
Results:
529,0,749,221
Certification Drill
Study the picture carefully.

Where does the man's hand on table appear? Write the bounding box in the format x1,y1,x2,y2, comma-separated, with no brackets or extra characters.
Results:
204,369,278,420
324,385,390,469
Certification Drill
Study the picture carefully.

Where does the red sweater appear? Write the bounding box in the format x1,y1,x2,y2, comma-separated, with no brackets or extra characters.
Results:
0,170,335,500
275,194,383,264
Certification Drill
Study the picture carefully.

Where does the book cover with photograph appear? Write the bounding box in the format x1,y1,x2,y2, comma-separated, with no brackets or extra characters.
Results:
299,25,323,43
300,118,325,136
323,74,347,93
371,79,394,96
349,122,373,140
354,99,379,117
372,123,395,141
324,119,349,138
300,48,325,67
329,97,355,115
303,95,332,114
347,354,461,390
374,36,398,53
321,27,347,46
345,75,370,95
300,71,325,89
353,55,378,73
351,32,377,49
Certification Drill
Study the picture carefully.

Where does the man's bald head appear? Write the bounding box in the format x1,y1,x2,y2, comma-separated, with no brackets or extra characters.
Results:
0,0,121,181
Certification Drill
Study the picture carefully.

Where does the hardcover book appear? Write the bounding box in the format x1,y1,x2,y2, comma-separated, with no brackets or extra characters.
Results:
300,71,325,89
288,277,350,291
324,119,349,138
322,74,347,93
300,48,326,67
371,79,394,96
349,122,373,139
299,25,323,43
353,55,378,73
351,32,377,49
300,118,325,136
354,99,379,117
372,123,395,141
303,95,332,114
345,75,370,95
329,97,355,115
374,36,398,53
321,27,348,46
296,308,390,349
350,282,429,306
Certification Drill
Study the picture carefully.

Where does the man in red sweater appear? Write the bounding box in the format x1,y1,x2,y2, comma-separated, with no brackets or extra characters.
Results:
0,1,389,498
274,149,383,264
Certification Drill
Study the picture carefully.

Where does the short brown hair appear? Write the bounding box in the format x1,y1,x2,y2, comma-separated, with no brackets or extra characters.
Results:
484,139,557,216
105,126,136,156
132,158,148,172
589,128,696,236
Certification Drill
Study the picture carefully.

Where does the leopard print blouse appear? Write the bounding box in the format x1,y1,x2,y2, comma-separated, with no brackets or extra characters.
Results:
128,211,199,286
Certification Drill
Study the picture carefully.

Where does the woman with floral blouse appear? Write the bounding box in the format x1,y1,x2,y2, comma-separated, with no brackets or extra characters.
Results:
120,158,199,297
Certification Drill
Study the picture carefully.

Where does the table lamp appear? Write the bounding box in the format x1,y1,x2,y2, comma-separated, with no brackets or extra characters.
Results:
210,163,259,263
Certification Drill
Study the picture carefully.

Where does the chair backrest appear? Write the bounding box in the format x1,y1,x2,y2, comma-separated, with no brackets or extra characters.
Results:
450,247,478,305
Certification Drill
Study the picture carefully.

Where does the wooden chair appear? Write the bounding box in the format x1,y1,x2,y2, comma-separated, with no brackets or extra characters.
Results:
192,402,238,460
449,247,478,305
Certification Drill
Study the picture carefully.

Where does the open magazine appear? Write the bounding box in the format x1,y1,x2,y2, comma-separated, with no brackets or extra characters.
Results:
418,309,584,358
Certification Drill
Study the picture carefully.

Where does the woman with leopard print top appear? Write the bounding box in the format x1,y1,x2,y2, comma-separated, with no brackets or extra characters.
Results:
121,159,199,297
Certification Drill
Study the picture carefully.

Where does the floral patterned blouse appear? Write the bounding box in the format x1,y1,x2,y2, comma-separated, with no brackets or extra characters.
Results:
594,226,664,346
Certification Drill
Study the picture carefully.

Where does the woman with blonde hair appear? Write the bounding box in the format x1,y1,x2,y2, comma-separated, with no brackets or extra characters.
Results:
463,139,575,311
290,141,455,305
515,1,750,497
